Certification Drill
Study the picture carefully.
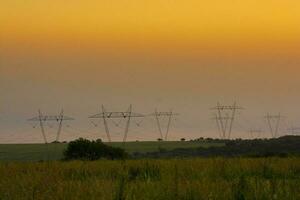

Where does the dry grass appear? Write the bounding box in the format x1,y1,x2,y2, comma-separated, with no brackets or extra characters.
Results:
0,158,299,200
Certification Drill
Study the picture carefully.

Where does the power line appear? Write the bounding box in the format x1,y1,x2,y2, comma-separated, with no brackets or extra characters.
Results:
27,109,74,161
264,113,283,138
28,109,74,143
89,105,145,145
210,102,243,139
249,129,262,139
148,109,179,141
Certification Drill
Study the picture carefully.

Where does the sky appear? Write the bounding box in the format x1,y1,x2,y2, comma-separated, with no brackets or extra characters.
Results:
1,0,300,143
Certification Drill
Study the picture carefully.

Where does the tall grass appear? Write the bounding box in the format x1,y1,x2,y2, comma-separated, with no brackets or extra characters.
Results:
0,158,299,199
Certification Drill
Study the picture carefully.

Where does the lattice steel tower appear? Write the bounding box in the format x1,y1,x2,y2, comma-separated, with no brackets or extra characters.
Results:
89,105,144,144
211,102,243,139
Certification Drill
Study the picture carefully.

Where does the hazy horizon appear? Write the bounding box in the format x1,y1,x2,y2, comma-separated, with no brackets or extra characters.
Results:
1,0,300,143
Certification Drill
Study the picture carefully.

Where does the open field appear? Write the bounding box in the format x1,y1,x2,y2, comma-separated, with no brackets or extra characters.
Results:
0,158,299,199
0,141,223,161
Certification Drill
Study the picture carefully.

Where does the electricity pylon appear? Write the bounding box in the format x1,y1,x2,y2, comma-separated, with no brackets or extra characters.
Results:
28,109,74,143
148,109,179,141
89,105,144,144
249,128,262,139
264,113,282,138
211,102,243,139
286,126,300,135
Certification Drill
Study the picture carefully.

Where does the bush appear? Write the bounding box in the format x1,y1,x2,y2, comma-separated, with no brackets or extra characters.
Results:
64,138,128,160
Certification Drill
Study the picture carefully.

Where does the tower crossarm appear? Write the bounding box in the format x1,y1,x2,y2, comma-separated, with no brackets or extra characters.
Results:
210,105,243,110
148,112,179,116
28,115,74,121
89,112,144,119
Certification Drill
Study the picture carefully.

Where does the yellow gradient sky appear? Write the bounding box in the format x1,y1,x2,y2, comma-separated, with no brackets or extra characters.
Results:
1,0,300,142
1,0,300,50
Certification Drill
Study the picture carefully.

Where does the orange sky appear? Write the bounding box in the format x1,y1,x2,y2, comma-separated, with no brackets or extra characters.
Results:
1,0,300,142
1,0,300,51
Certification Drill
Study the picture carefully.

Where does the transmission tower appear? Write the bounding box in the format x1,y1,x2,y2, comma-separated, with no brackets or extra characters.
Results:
28,109,74,143
148,109,179,141
89,105,144,144
211,102,243,139
264,113,283,138
249,128,262,139
286,126,300,135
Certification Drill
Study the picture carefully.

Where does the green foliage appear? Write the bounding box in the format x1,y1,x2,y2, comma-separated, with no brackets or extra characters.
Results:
128,162,161,181
233,176,247,200
0,158,300,199
0,141,222,161
141,136,300,158
114,176,127,200
63,138,127,160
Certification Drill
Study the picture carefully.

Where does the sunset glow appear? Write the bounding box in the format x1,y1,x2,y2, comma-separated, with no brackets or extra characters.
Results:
1,0,300,142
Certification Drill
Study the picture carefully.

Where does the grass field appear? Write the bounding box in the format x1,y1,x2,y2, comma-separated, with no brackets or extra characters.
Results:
0,158,299,199
0,141,223,161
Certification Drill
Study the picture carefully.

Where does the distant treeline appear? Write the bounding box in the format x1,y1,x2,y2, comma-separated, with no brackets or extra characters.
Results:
133,136,300,158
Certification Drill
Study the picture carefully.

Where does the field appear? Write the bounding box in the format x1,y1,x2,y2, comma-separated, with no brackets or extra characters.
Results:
0,158,300,199
0,141,223,161
1,141,299,199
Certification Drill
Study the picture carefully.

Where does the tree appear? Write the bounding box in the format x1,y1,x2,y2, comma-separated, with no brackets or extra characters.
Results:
180,138,186,142
64,138,127,160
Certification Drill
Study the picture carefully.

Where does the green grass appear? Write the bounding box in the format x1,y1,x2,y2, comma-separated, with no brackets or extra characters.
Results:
0,158,299,199
0,143,67,161
0,141,223,161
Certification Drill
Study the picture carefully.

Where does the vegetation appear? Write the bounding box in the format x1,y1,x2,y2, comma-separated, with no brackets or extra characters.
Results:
139,136,300,158
0,141,222,161
1,136,299,161
64,138,127,160
0,158,299,199
0,143,67,161
1,137,300,199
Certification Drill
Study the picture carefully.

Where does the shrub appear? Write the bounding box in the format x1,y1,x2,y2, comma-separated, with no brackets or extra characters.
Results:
64,138,127,160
